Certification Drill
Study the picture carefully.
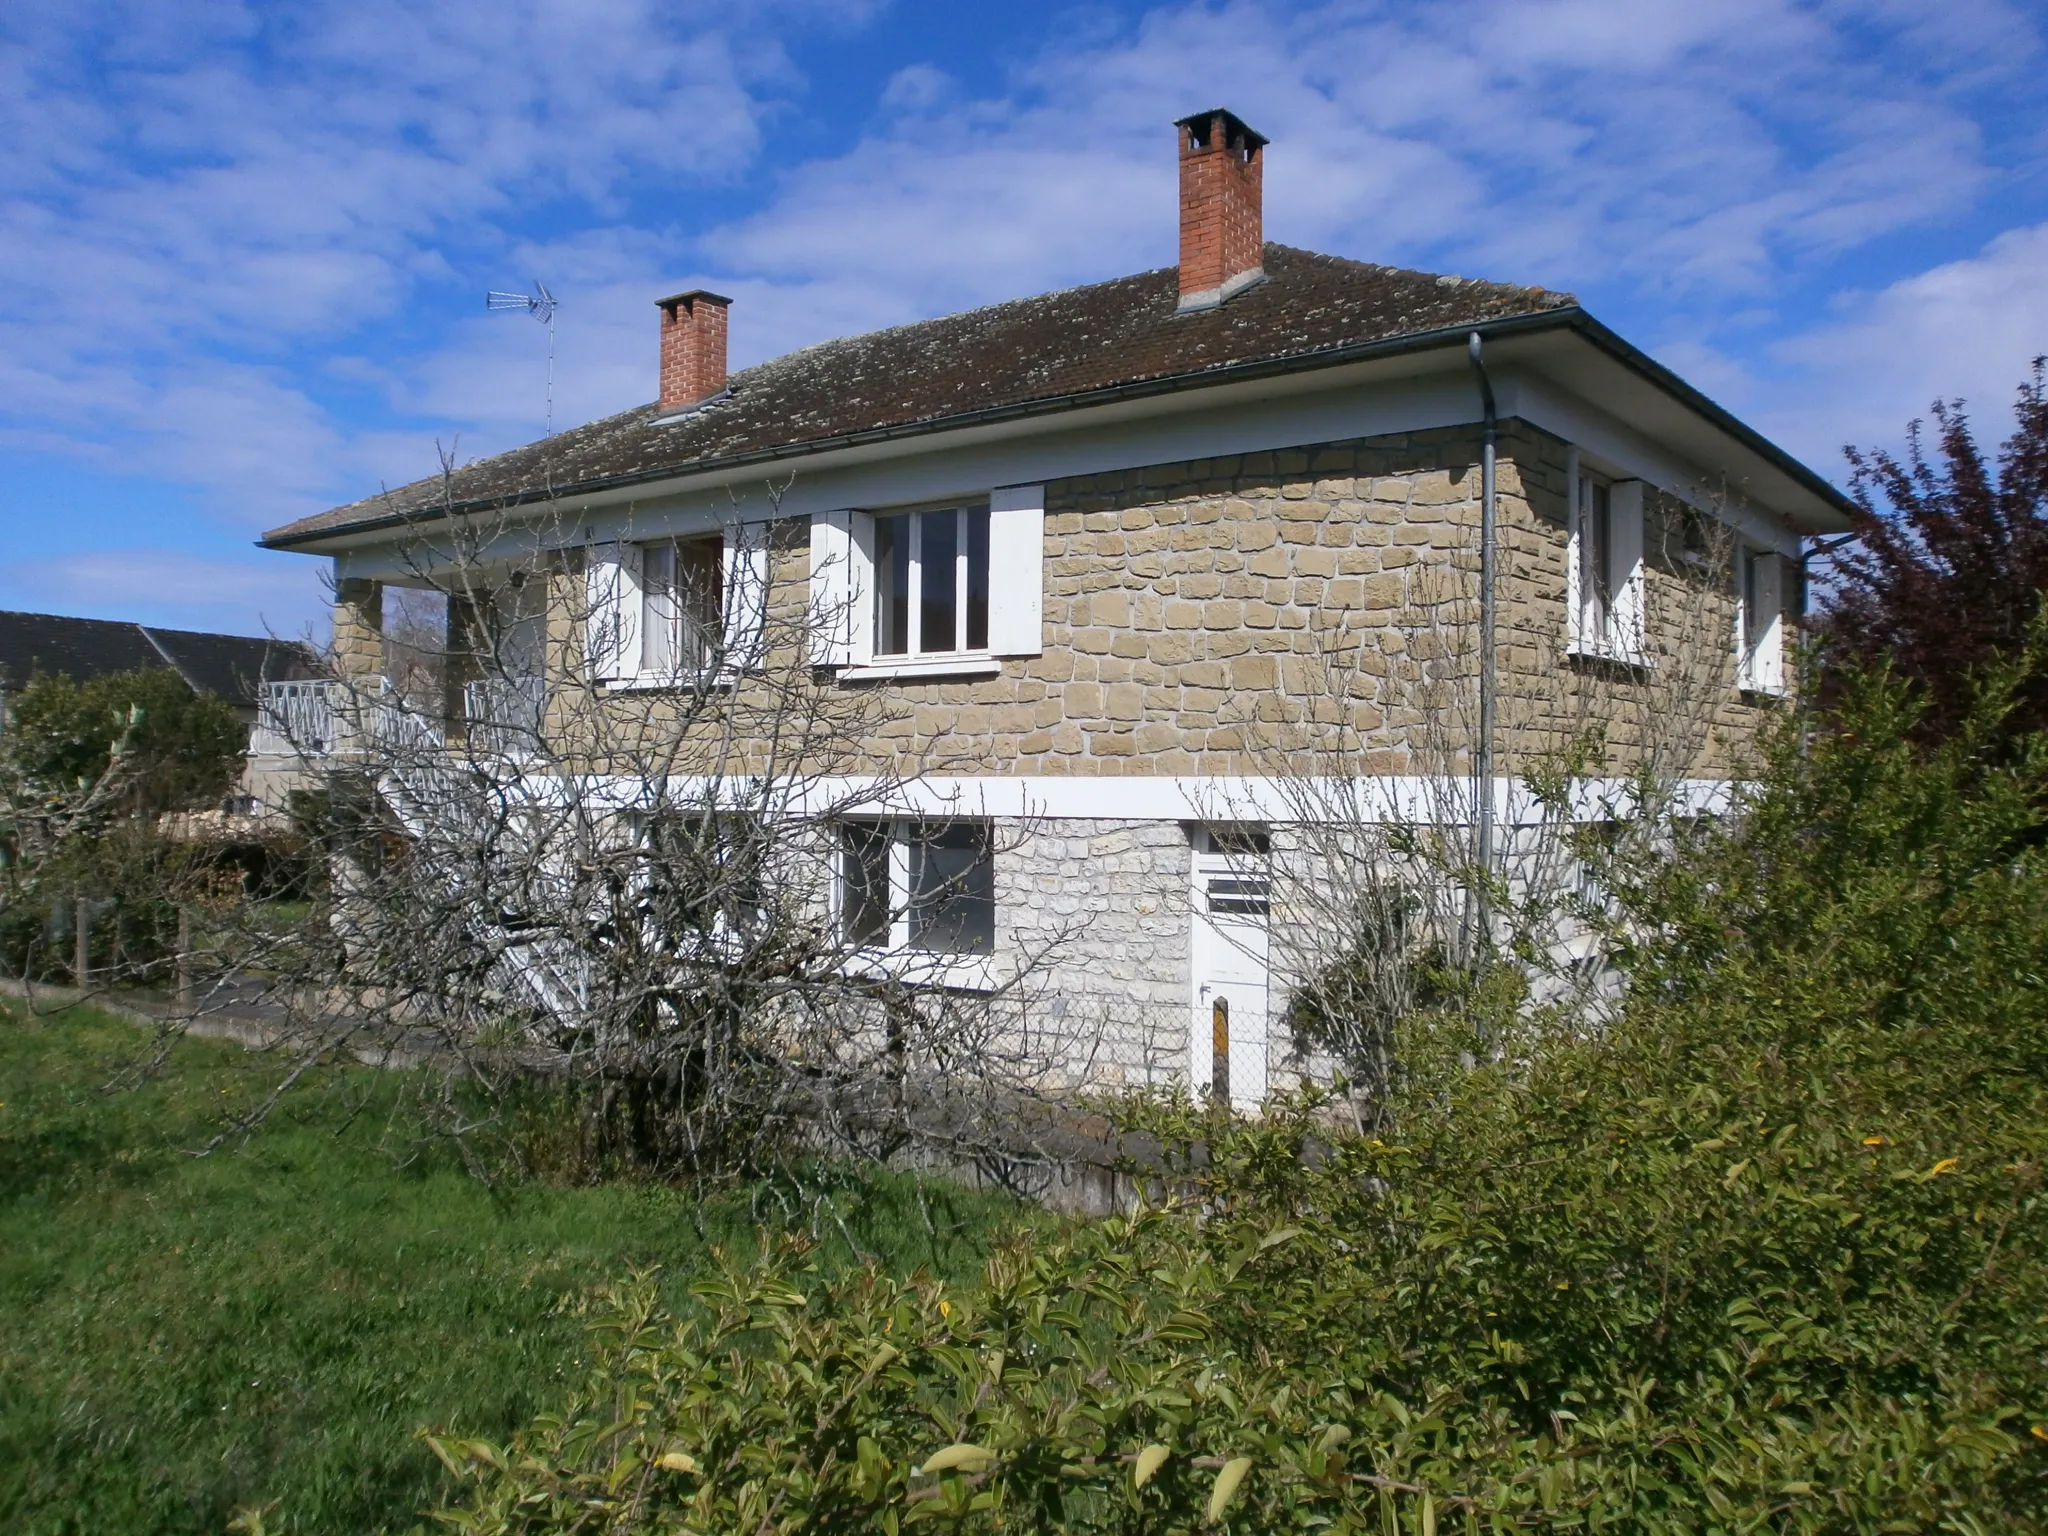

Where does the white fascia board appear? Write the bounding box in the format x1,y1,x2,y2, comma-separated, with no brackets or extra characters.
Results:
1505,373,1804,559
330,352,1482,567
561,360,1483,549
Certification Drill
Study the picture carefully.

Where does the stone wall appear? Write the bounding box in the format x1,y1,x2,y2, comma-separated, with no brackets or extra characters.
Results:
339,417,1792,783
995,817,1194,1087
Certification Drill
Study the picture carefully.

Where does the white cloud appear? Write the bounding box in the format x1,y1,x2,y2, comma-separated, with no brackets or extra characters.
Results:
1,0,2043,546
0,547,331,639
693,0,2038,348
0,0,814,528
1756,221,2048,466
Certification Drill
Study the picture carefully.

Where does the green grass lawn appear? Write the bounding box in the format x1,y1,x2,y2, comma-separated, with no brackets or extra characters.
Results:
0,1004,1025,1535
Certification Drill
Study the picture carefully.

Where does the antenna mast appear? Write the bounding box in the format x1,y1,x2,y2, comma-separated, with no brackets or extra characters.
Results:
486,281,559,436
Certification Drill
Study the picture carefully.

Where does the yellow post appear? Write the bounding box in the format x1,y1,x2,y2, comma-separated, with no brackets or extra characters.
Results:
1211,995,1230,1107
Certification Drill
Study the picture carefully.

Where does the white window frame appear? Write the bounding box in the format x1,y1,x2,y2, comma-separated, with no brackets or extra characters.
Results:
833,818,997,958
1566,454,1647,666
872,503,990,658
1736,542,1786,695
590,521,768,690
639,533,725,680
808,484,1042,681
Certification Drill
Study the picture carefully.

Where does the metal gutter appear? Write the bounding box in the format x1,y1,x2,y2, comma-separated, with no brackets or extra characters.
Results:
261,302,1855,551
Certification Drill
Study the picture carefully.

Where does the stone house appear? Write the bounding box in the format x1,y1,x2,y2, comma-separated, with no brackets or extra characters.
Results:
257,109,1851,1107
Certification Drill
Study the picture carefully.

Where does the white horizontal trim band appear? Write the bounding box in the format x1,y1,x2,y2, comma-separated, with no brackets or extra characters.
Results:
550,773,1736,825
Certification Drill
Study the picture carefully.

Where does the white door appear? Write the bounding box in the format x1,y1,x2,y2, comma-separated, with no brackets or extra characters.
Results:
1190,828,1271,1112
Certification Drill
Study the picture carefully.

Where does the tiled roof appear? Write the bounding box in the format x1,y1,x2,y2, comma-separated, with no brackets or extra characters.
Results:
0,611,318,709
262,244,1573,547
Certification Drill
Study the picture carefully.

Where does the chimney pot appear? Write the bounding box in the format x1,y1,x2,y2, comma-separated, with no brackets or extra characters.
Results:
656,289,732,413
1174,108,1267,312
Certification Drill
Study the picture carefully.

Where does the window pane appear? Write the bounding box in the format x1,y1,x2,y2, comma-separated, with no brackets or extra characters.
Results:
965,507,989,650
641,542,676,673
919,509,958,655
678,537,723,669
875,515,910,655
909,822,994,952
840,822,892,946
1582,478,1611,639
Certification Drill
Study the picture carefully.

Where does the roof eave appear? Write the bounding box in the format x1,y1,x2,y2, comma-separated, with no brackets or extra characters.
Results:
257,309,1590,552
1554,311,1855,528
261,303,1854,550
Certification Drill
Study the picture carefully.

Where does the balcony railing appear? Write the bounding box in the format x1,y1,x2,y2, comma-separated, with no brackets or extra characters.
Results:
256,676,547,760
253,679,342,756
462,676,547,756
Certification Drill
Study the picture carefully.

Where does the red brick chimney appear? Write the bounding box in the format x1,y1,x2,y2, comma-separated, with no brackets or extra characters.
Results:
1175,108,1267,312
656,289,731,412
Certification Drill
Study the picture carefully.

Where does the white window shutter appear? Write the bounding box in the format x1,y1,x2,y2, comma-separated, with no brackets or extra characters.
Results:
585,542,642,681
809,510,874,667
987,483,1045,656
1752,550,1785,693
1563,447,1584,655
722,521,770,669
1609,480,1646,664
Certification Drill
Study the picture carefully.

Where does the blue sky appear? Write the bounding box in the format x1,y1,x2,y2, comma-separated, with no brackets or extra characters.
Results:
2,0,2044,642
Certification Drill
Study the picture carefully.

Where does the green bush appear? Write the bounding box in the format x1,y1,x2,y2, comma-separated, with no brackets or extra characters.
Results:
0,666,250,980
426,657,2048,1533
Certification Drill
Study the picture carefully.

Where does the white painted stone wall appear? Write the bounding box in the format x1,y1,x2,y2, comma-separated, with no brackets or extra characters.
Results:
994,816,1197,1090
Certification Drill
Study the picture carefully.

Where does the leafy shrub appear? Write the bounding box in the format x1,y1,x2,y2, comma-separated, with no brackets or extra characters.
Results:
0,666,250,980
1822,356,2048,742
425,657,2048,1532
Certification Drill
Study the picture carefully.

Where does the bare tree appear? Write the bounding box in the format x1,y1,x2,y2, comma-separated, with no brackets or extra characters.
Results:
191,483,1088,1189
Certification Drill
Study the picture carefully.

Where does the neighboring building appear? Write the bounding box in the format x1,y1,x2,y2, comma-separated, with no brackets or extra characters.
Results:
256,110,1852,1106
0,608,319,820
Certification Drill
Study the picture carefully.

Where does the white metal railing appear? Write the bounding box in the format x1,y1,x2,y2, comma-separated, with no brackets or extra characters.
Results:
253,678,342,756
462,676,547,756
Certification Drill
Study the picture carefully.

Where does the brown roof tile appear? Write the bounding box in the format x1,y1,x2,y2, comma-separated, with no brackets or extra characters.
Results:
263,244,1573,547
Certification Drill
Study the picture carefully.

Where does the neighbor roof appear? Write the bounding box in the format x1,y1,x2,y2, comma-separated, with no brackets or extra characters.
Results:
0,611,318,710
262,245,1577,548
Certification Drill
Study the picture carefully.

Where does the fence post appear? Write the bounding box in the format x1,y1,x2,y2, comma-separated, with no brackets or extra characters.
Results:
1211,995,1231,1109
74,896,90,989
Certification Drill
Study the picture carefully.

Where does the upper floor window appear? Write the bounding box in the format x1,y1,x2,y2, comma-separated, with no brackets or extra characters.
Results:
1736,544,1786,695
642,535,723,675
1568,464,1645,665
584,523,768,686
874,506,990,657
807,486,1045,672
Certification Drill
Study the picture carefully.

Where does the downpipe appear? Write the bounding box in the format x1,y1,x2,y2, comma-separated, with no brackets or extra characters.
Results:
1467,333,1498,967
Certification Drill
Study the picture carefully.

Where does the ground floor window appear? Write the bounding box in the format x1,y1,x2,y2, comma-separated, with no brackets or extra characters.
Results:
837,819,995,954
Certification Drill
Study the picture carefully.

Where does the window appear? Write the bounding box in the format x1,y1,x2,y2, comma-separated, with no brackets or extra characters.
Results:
809,488,1043,670
837,819,996,954
585,524,767,685
1578,476,1612,645
1737,544,1785,694
1568,465,1645,664
637,811,764,941
1194,826,1271,917
873,506,990,657
642,536,723,676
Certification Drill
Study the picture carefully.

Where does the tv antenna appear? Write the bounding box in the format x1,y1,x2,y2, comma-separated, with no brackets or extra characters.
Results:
486,281,559,436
